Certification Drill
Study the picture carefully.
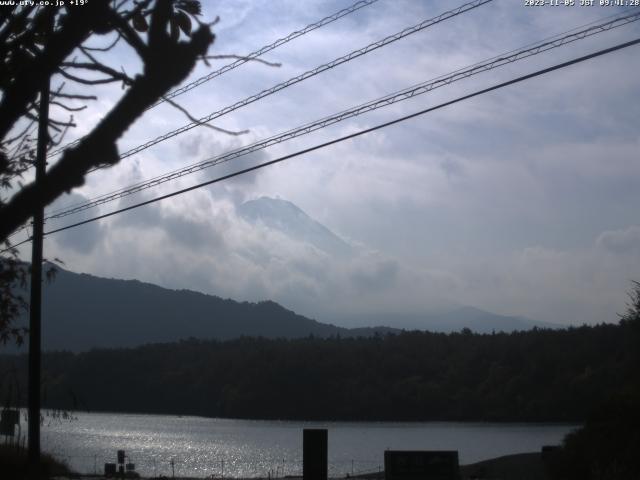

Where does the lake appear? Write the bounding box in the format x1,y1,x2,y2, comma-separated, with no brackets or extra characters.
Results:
26,412,577,478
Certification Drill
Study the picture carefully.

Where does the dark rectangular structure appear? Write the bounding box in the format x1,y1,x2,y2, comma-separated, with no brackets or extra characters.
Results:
1,409,19,425
0,420,14,436
303,428,328,480
104,463,117,476
384,450,459,480
0,409,19,435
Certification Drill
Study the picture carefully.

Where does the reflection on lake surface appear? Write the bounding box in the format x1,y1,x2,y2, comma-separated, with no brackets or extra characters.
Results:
32,411,578,478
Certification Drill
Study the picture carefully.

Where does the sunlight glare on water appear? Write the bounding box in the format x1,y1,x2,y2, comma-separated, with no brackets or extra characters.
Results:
30,411,577,478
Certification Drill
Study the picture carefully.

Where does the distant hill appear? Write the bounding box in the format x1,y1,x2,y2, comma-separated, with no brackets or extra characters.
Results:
236,197,556,333
3,266,357,353
2,199,555,354
336,307,560,334
2,264,557,353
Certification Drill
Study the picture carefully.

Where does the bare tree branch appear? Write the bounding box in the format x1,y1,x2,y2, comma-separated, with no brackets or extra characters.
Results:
49,101,87,112
2,119,37,145
0,1,110,140
82,33,122,52
0,0,215,240
49,121,73,147
57,69,125,86
51,92,98,101
109,8,149,60
162,95,249,136
60,62,135,85
48,117,76,128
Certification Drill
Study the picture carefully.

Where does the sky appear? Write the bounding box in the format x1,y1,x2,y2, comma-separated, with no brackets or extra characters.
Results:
12,0,640,327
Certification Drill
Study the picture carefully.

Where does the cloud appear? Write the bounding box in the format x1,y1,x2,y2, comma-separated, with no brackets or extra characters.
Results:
350,257,399,293
178,132,271,201
42,189,460,322
427,224,640,326
24,0,640,332
48,193,104,255
439,155,466,180
597,226,640,257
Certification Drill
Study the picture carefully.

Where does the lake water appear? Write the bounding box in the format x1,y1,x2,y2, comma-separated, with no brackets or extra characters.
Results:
24,412,577,478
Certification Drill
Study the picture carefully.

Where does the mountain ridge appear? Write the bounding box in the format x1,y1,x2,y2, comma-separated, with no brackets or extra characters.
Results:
238,196,354,257
1,264,558,354
333,307,560,333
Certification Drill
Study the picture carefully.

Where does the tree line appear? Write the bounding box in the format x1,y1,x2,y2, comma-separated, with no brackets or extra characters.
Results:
1,319,638,422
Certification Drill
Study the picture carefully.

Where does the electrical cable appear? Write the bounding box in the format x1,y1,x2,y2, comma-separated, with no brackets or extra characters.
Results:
4,36,635,252
106,0,492,164
45,0,382,159
42,9,640,222
3,0,496,243
154,0,381,106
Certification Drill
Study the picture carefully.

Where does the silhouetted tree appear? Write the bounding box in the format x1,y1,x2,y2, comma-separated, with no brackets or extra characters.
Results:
550,394,640,480
0,0,219,343
1,321,637,422
619,280,640,326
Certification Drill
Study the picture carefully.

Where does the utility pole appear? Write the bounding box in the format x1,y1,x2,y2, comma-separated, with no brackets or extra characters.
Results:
28,23,50,477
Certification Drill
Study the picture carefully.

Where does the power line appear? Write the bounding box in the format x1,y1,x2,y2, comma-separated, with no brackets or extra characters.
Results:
41,10,640,222
45,0,381,159
154,0,380,106
40,0,497,219
91,0,494,167
12,37,635,247
4,0,493,243
9,7,639,242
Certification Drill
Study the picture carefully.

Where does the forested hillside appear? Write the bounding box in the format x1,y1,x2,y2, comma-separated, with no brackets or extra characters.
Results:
1,321,637,422
3,266,553,353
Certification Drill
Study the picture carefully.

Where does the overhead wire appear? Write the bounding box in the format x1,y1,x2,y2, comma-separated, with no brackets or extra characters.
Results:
40,9,640,222
45,0,382,159
41,6,640,169
5,0,494,243
155,0,380,106
5,36,637,252
85,0,494,169
8,5,639,242
39,0,499,219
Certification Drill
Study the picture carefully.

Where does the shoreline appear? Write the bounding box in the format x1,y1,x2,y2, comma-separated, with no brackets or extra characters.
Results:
31,406,585,424
50,451,554,480
30,407,584,425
